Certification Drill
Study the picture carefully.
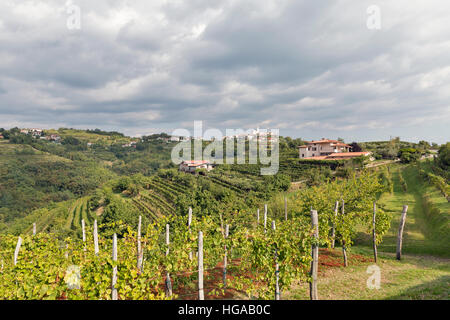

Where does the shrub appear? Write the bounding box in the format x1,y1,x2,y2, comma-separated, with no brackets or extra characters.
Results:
113,177,132,193
398,148,421,163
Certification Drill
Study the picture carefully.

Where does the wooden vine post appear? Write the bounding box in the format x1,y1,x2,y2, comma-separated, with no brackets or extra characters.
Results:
165,224,173,297
65,243,69,259
257,209,260,225
93,220,99,256
14,236,22,266
219,212,224,237
137,215,143,272
188,207,193,227
198,231,204,300
331,201,338,249
396,205,408,260
273,220,280,300
32,223,36,236
264,204,268,233
112,233,118,300
223,224,229,287
81,219,86,252
81,219,86,242
284,197,288,221
372,202,378,263
341,200,348,267
188,207,193,261
310,210,319,300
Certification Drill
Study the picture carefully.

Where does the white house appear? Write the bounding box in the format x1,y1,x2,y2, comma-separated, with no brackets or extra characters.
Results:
30,129,43,137
298,139,373,161
179,160,214,173
299,139,351,159
21,128,43,137
222,128,279,142
49,134,61,142
122,141,137,148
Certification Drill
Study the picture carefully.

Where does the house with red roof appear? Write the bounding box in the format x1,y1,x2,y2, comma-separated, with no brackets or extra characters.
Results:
298,139,372,160
179,160,214,173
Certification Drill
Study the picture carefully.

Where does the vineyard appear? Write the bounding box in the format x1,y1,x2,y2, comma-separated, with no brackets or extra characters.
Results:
16,197,96,237
230,160,337,181
3,153,341,239
0,215,309,300
66,198,95,231
0,171,394,300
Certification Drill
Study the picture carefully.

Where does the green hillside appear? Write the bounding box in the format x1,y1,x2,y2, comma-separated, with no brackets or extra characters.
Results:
0,140,115,230
1,129,446,241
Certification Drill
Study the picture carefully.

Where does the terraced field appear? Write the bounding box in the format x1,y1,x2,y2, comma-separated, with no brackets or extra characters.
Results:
68,197,94,229
131,197,160,222
229,160,330,181
126,176,189,222
13,167,282,237
146,178,186,201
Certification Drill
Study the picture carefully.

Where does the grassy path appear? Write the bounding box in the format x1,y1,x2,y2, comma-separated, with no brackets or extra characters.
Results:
368,164,450,257
287,164,449,300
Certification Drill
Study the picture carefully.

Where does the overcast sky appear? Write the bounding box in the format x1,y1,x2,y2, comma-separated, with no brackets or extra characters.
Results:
0,0,449,143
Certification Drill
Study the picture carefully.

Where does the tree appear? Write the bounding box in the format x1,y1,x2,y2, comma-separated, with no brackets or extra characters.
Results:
127,184,140,197
381,137,400,159
349,142,362,152
113,177,132,193
306,168,331,187
351,155,367,168
417,140,431,151
398,148,421,163
62,136,81,146
272,174,291,191
101,197,138,234
335,166,353,179
10,127,20,135
437,142,450,168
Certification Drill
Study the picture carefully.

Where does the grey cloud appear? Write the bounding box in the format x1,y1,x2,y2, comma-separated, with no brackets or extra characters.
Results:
0,0,449,143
